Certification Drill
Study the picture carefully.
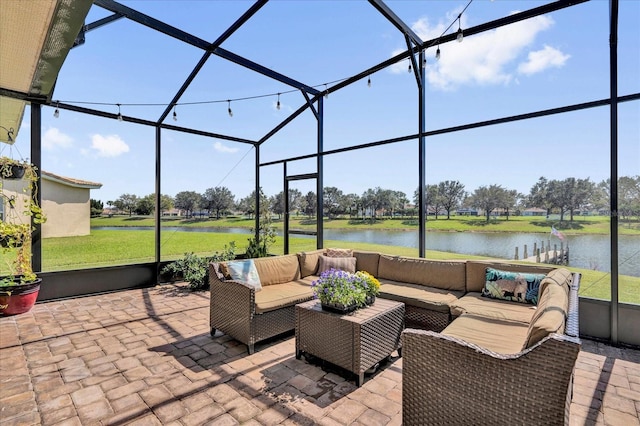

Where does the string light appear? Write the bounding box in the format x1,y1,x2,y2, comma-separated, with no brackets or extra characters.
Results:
49,4,473,120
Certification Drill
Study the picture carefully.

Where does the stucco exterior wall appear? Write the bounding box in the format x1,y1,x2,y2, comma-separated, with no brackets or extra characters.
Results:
41,179,91,238
0,179,30,225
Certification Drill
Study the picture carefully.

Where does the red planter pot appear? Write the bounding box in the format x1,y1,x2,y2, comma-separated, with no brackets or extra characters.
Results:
0,278,41,316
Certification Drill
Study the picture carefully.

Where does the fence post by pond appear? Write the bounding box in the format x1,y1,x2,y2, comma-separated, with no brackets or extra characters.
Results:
514,246,519,260
524,244,528,258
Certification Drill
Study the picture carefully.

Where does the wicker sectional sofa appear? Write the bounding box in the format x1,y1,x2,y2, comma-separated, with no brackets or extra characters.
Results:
210,249,581,424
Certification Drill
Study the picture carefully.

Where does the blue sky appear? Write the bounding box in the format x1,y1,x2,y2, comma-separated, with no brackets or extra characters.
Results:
4,0,639,205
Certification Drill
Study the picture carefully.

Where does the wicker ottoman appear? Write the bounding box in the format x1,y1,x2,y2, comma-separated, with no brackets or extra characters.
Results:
295,298,404,386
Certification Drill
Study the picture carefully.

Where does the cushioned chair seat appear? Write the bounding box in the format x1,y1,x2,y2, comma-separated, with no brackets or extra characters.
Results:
378,279,463,313
450,292,537,323
441,313,530,355
254,281,314,314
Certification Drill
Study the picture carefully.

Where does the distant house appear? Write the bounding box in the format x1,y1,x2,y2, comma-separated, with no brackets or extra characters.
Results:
456,208,479,216
40,171,102,237
522,207,547,216
3,171,102,238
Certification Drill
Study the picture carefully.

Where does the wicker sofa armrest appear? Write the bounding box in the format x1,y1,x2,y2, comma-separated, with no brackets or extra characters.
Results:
209,263,256,340
402,328,580,426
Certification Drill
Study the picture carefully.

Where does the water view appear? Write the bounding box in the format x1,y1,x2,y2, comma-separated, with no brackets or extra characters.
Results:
94,226,640,277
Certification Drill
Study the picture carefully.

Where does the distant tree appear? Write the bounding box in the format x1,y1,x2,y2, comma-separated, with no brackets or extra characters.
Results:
438,180,465,219
323,187,344,219
469,184,508,222
270,192,286,219
500,189,521,220
341,193,360,218
203,186,235,219
90,199,103,217
113,193,138,216
615,176,640,222
361,188,379,218
593,179,610,213
289,188,303,216
378,190,407,218
528,177,554,216
135,194,155,215
160,194,174,215
413,185,441,219
132,194,174,216
566,177,595,221
174,191,201,218
237,189,269,219
302,191,317,217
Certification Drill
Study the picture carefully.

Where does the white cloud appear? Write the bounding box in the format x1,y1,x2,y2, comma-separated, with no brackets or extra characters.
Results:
213,141,238,153
518,45,570,75
43,127,73,150
90,134,129,157
392,11,557,90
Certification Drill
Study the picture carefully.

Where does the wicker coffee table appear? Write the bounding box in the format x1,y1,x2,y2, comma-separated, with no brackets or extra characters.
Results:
295,298,404,386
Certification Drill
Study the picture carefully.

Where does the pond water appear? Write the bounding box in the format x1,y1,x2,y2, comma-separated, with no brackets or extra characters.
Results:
93,226,640,277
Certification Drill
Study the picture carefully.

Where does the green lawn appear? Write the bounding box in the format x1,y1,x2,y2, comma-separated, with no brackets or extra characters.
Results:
5,229,633,305
91,214,640,236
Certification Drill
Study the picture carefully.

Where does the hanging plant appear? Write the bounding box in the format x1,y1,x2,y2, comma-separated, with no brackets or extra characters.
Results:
0,157,46,287
0,157,29,180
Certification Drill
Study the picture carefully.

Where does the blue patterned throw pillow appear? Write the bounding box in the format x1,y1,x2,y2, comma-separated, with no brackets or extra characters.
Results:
482,267,546,304
225,259,262,291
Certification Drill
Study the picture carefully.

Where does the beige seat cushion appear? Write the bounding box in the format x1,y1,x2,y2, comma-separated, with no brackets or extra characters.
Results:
253,254,301,286
378,256,467,292
450,292,537,323
254,281,314,314
378,279,464,313
442,314,530,355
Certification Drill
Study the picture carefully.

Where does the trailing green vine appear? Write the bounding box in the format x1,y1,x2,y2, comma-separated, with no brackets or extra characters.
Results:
0,157,46,285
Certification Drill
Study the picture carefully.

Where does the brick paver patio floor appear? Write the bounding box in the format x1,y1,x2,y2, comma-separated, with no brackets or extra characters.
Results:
1,284,638,425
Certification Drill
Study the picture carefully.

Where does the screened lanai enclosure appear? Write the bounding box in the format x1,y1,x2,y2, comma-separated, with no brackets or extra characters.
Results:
0,0,638,346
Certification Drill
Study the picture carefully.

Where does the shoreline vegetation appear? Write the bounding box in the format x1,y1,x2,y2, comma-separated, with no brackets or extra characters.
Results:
91,215,640,236
1,215,636,303
39,230,640,304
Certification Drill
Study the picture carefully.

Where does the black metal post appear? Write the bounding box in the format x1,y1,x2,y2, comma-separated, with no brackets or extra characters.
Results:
609,0,619,344
255,144,260,244
30,103,42,272
418,51,426,258
316,97,324,249
283,162,289,254
155,126,161,281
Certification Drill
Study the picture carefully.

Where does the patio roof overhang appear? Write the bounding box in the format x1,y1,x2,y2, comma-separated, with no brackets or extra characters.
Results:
0,0,92,144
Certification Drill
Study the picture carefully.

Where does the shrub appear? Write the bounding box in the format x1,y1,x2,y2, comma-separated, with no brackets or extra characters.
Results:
162,242,236,290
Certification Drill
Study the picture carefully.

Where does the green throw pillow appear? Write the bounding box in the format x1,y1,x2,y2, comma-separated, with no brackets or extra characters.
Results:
482,267,546,304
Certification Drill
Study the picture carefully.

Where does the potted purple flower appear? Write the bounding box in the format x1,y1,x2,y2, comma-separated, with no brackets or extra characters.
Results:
311,268,380,314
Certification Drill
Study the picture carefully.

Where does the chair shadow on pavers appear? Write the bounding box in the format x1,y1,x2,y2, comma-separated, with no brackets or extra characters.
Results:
148,330,402,423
